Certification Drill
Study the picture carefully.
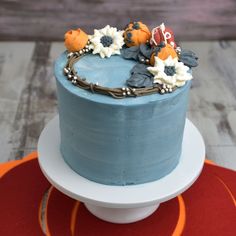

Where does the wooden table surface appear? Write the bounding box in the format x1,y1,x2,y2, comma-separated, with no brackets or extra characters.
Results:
0,41,236,171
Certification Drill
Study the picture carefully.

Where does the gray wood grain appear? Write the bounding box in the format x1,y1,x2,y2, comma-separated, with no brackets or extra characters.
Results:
0,42,35,161
182,41,236,170
0,42,57,161
0,41,236,171
0,0,236,41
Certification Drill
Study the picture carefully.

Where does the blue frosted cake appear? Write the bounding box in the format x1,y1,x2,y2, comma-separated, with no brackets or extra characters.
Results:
54,22,198,185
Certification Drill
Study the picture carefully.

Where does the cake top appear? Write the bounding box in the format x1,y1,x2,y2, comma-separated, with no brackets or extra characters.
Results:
63,22,198,99
74,54,136,88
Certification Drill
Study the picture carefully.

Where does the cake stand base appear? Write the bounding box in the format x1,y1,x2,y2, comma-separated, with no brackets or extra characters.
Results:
38,115,205,224
84,203,160,224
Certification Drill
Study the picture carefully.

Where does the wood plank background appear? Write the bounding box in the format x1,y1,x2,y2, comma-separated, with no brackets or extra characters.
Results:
0,41,236,170
0,0,236,41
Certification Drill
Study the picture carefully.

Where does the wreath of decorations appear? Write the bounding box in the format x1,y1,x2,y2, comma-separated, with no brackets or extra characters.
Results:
63,22,198,99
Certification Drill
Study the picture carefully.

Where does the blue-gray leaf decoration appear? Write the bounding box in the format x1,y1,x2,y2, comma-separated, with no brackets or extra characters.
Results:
121,43,161,63
179,50,198,68
139,44,154,58
120,46,140,60
127,63,154,88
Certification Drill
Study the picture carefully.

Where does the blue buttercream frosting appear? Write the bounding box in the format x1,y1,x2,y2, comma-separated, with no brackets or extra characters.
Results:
74,54,136,88
54,52,191,185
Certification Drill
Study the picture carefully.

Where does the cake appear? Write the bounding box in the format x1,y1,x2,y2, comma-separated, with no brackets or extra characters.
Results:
54,22,198,185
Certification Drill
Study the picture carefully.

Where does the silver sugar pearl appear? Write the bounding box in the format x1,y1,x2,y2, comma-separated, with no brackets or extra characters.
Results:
79,50,83,54
132,88,136,92
122,87,126,91
68,74,72,79
95,82,99,86
126,87,130,91
161,89,165,94
176,46,181,52
169,88,173,92
67,52,73,58
73,76,78,80
85,49,89,52
64,68,69,74
141,58,145,62
82,49,86,52
167,84,171,89
145,59,149,63
123,92,126,96
127,91,131,95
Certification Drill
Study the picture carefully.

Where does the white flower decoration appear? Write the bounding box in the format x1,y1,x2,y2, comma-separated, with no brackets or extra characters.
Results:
89,25,124,58
147,56,192,88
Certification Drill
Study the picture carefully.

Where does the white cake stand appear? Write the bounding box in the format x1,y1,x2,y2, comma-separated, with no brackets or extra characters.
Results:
38,116,205,224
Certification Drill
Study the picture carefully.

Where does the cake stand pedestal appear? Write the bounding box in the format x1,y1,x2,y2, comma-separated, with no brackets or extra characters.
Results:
38,116,205,224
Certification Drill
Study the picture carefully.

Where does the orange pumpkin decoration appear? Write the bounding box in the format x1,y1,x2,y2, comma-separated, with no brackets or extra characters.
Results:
150,44,177,66
123,22,151,47
64,29,88,52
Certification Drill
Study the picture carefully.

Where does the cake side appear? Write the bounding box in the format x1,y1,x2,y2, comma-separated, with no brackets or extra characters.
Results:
54,21,198,185
55,53,191,185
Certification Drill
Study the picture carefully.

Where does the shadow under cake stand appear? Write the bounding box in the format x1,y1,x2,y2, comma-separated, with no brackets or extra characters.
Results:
38,116,205,224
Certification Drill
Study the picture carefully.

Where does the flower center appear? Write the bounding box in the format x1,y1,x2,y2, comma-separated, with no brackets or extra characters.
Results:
164,66,176,76
100,36,113,47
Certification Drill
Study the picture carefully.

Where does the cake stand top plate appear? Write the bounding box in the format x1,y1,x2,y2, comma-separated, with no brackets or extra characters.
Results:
38,116,205,208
